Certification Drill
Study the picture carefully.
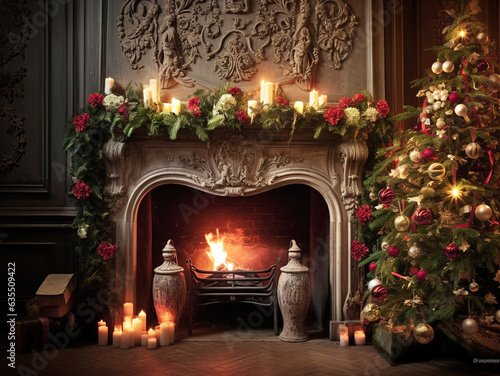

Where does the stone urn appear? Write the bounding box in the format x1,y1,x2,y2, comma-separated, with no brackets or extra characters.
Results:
152,240,186,329
278,240,310,342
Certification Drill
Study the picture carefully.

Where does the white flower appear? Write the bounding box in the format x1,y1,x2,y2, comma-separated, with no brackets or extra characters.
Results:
344,107,360,126
77,224,89,239
362,107,379,122
103,94,125,108
215,94,237,112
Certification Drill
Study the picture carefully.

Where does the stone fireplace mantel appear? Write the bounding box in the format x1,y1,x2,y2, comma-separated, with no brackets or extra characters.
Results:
103,127,367,325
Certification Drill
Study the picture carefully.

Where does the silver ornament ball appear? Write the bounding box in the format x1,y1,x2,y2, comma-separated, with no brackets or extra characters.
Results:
410,150,421,162
455,104,468,117
431,61,443,74
408,245,421,259
461,317,479,334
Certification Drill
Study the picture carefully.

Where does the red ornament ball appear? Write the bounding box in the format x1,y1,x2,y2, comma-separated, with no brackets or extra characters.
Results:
388,246,400,257
369,262,378,271
416,269,428,281
422,148,436,160
378,188,395,205
371,285,388,301
413,207,432,225
448,92,460,104
444,243,460,260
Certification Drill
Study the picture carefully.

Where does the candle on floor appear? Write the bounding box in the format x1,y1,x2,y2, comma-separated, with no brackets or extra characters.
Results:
155,325,161,343
138,310,147,331
123,302,134,317
159,322,170,346
120,330,130,349
319,95,328,108
148,337,157,350
97,320,106,327
141,331,149,346
148,328,156,338
127,326,135,348
294,101,304,114
247,100,257,117
171,98,181,115
112,329,122,348
98,322,108,346
309,90,319,109
167,322,175,344
133,317,142,345
339,324,349,346
104,77,114,95
354,330,366,345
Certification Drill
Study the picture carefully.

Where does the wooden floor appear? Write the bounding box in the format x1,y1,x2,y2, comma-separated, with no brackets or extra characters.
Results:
11,331,498,376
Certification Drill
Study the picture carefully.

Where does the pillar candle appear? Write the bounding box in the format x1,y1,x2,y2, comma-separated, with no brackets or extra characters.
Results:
263,82,274,105
155,325,161,343
123,302,134,317
162,103,172,113
141,331,149,346
149,79,158,105
159,323,170,346
247,100,257,117
167,322,175,345
120,330,130,349
309,90,319,109
138,310,147,332
171,98,181,115
148,328,156,338
127,327,135,348
294,101,304,114
319,95,328,108
132,317,142,345
354,330,366,345
98,324,108,346
97,320,106,327
143,88,153,108
112,329,122,348
260,80,265,103
104,77,114,95
339,323,349,346
147,337,157,350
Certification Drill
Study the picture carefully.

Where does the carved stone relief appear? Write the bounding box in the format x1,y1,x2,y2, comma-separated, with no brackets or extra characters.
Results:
117,0,358,90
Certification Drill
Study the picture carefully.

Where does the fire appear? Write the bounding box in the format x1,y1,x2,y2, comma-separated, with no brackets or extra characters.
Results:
205,229,233,271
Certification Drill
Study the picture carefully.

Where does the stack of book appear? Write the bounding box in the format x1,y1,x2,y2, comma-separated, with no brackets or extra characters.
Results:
36,274,76,318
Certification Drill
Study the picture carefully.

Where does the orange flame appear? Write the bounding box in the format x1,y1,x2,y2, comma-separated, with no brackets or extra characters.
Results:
205,229,233,271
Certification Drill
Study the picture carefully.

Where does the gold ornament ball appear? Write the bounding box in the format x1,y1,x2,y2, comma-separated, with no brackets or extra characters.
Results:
469,281,479,293
475,204,492,221
461,317,479,334
427,163,446,180
476,32,488,44
486,73,500,93
495,309,500,324
361,303,380,322
442,60,455,73
394,214,411,232
431,61,443,74
413,323,435,344
465,142,481,159
408,245,421,259
455,103,468,117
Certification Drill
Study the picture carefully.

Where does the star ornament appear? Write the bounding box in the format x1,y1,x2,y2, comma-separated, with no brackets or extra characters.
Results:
484,292,498,305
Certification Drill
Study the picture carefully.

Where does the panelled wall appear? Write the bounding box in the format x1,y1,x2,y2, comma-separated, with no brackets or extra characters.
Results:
1,0,499,316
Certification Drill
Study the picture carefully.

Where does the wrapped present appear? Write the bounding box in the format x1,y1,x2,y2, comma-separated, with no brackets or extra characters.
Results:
15,316,62,353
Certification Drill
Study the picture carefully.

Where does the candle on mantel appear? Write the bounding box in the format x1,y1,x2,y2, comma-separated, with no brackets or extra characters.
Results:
159,322,170,346
133,317,142,345
141,331,149,346
294,101,304,114
104,77,114,95
138,310,147,332
120,329,130,350
123,302,134,317
319,94,328,108
143,88,153,108
262,82,274,105
339,324,349,347
247,100,257,118
147,337,157,350
354,330,366,345
171,98,181,115
112,328,122,348
149,79,159,105
163,103,172,113
260,80,265,103
309,89,319,109
98,321,108,346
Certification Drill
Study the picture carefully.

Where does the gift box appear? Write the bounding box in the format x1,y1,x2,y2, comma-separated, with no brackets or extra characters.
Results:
15,316,62,353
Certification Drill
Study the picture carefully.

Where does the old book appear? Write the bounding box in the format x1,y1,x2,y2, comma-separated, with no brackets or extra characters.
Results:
36,274,76,307
39,293,76,318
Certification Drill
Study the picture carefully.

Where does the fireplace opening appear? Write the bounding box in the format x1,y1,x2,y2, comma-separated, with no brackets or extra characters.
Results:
136,183,330,336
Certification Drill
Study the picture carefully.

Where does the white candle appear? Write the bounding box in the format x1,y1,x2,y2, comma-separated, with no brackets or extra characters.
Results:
247,100,257,117
148,328,156,338
120,330,130,349
143,88,153,108
172,98,181,115
294,101,304,114
263,82,274,105
97,320,106,327
141,331,149,346
354,330,366,345
155,325,161,342
98,324,108,346
159,323,170,346
104,77,114,95
112,329,122,348
260,80,265,103
127,327,135,347
149,79,158,105
319,95,328,108
138,310,147,332
123,302,134,317
147,337,157,350
339,332,349,346
132,317,142,345
309,90,319,109
162,103,172,113
167,322,175,344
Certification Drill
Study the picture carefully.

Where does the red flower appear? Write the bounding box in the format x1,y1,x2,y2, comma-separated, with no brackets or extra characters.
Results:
356,205,373,225
97,241,117,261
235,109,251,125
338,96,352,108
376,100,390,118
118,103,129,121
352,93,366,102
87,93,104,108
324,106,344,126
228,87,241,95
193,108,202,117
275,96,289,107
72,180,92,200
73,113,90,131
187,96,200,111
351,240,369,261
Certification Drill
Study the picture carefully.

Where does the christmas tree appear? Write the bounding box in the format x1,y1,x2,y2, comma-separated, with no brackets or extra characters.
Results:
359,0,500,352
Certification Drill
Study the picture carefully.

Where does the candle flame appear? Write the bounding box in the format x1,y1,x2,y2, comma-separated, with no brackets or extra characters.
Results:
205,229,233,271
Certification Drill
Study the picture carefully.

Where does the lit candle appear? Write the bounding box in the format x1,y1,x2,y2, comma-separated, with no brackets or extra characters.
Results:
97,320,106,327
260,80,265,103
159,323,170,346
155,325,161,343
133,317,142,345
354,330,366,345
123,302,134,317
162,103,172,113
148,328,156,338
247,100,257,117
294,101,304,114
98,322,108,346
143,88,153,108
147,337,157,350
112,329,122,348
141,331,149,346
149,79,158,105
104,77,114,95
138,310,147,332
120,330,130,349
171,98,181,115
309,90,319,109
167,322,175,344
319,95,328,108
339,324,349,346
263,82,274,105
127,326,135,348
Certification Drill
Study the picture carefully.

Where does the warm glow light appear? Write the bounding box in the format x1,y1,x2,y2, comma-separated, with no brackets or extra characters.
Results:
459,30,466,38
451,187,460,198
205,229,233,271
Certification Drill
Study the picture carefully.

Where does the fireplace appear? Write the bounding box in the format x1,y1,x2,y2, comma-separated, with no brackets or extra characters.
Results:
103,126,367,335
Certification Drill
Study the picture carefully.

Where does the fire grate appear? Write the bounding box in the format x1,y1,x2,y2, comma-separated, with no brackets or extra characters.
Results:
186,259,281,336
